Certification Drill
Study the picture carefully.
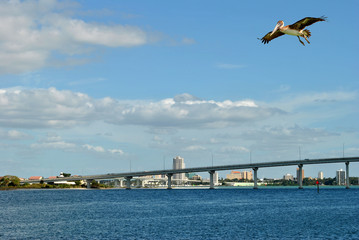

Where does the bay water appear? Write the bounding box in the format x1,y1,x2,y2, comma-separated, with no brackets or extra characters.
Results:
1,187,358,239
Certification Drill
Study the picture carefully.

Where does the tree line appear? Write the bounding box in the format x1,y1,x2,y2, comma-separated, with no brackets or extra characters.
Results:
0,175,109,189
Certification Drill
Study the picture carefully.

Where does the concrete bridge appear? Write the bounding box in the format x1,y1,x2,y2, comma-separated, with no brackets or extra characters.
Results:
22,156,359,189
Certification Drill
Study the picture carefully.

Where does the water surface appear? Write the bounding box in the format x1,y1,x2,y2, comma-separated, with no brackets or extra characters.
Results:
1,187,358,239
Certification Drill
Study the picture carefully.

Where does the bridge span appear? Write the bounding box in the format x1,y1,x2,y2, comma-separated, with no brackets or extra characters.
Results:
23,156,359,189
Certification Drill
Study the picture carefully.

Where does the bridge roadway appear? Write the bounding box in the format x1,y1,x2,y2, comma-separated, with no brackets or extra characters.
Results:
23,156,359,189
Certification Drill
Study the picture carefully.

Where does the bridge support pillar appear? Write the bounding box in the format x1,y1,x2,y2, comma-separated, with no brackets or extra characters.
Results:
166,173,173,189
86,179,93,189
125,176,132,190
253,167,258,189
209,170,215,189
346,161,350,189
298,164,303,189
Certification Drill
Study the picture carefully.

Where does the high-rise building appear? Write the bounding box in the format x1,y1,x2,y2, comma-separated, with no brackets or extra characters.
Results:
173,156,185,181
318,171,324,180
336,169,346,185
243,171,253,180
296,168,304,180
214,172,219,185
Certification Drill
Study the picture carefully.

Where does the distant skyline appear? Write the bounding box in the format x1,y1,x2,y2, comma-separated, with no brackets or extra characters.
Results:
1,0,358,179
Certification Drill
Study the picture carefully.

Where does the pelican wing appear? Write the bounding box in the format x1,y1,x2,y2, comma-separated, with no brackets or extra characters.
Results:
289,16,326,30
259,30,284,44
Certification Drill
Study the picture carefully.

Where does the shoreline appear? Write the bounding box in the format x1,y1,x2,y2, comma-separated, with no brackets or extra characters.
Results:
2,185,357,191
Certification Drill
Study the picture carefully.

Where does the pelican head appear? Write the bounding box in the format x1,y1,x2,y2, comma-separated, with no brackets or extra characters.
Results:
271,20,284,35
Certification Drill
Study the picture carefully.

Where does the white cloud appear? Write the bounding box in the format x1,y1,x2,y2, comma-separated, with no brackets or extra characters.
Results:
109,93,280,128
0,87,96,128
57,18,148,47
0,88,283,129
183,145,206,151
0,0,154,74
31,133,76,150
0,129,31,140
28,132,125,155
82,144,105,153
108,148,125,155
1,88,356,149
220,146,250,153
31,141,76,150
83,144,124,155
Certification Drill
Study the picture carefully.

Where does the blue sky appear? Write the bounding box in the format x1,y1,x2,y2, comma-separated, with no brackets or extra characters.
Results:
1,0,358,179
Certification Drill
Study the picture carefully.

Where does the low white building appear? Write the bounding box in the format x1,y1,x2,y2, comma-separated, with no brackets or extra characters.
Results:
283,173,294,181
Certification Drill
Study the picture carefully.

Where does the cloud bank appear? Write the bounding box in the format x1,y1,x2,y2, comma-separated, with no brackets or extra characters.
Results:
0,0,153,74
0,88,283,129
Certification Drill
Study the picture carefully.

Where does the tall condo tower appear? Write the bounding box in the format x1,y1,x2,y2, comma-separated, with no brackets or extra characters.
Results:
336,169,346,185
318,171,324,180
173,156,185,182
213,172,219,185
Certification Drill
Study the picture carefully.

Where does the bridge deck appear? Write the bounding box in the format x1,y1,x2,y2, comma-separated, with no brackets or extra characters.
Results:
22,156,359,183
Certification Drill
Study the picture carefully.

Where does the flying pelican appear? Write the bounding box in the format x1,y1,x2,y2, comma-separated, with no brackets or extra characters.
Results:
259,16,326,46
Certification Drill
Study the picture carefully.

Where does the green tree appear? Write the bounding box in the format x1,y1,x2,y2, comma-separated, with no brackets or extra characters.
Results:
91,180,100,188
0,175,20,187
349,177,359,185
303,178,316,186
323,177,335,185
75,180,82,186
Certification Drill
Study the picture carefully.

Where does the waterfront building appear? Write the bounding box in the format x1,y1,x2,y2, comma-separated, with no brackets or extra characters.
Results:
173,156,186,182
154,174,166,179
54,181,76,185
226,171,241,180
192,175,202,180
214,172,219,185
28,176,43,181
226,170,252,180
336,169,346,185
283,173,294,181
318,171,324,180
141,175,154,178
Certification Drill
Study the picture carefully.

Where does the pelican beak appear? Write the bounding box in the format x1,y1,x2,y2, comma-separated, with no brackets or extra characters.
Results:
271,23,281,35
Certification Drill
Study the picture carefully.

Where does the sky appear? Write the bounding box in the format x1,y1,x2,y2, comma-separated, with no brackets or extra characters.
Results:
1,0,358,179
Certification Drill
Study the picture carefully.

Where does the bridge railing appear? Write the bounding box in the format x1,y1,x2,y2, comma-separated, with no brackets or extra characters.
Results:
21,156,359,184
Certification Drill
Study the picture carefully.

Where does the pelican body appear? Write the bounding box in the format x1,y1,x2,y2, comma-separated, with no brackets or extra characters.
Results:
260,16,326,46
